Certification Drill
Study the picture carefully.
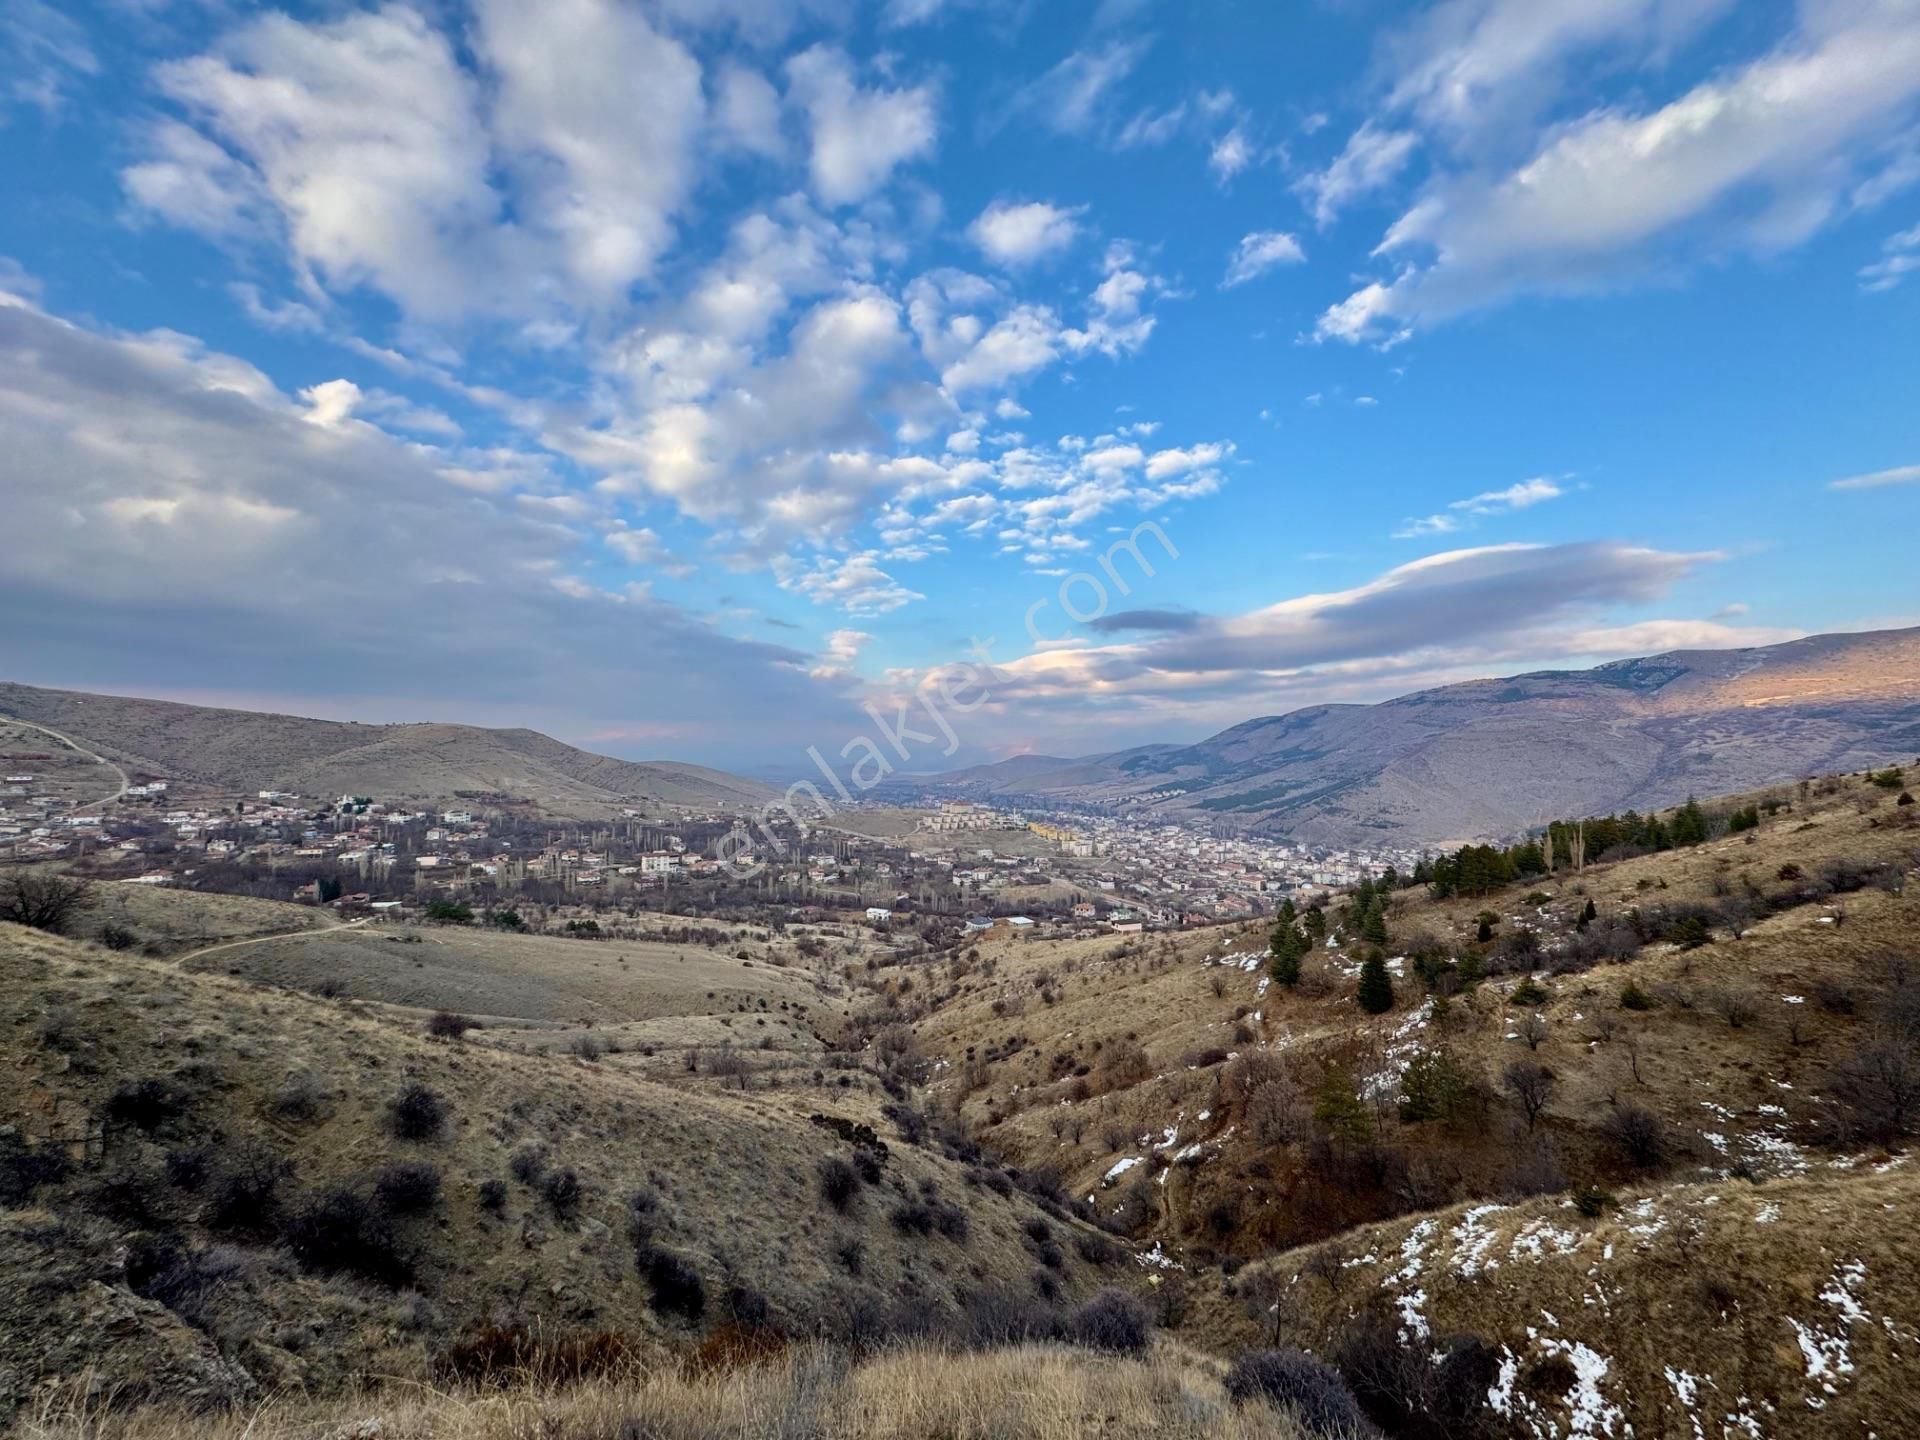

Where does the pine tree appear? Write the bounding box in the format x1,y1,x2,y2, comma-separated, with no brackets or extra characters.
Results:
1362,898,1390,947
1357,951,1394,1014
1269,923,1303,986
1303,906,1327,942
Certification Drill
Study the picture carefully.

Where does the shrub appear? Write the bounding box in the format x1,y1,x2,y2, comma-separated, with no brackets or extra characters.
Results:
373,1162,442,1215
272,1070,327,1122
819,1157,859,1212
1224,1348,1372,1437
1572,1184,1615,1217
508,1144,547,1185
1619,981,1654,1011
723,1282,774,1332
1069,1288,1151,1354
105,1077,190,1132
477,1178,508,1215
283,1185,410,1285
1601,1104,1667,1169
204,1140,290,1235
1076,1231,1120,1265
638,1247,706,1321
1669,915,1712,951
385,1082,447,1141
0,1133,73,1206
890,1200,935,1236
541,1166,583,1218
1509,978,1549,1007
425,1011,476,1040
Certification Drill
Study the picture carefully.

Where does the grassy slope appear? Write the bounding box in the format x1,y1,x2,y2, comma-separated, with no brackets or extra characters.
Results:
0,682,772,815
884,772,1919,1433
1196,1162,1920,1439
21,1345,1318,1440
0,924,1128,1423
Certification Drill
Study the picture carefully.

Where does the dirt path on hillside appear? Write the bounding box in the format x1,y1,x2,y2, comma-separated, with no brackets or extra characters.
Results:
0,715,131,809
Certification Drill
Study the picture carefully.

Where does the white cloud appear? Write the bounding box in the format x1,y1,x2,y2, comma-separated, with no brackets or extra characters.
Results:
1381,0,1736,144
775,550,925,613
1454,476,1563,512
145,8,507,320
1004,39,1147,138
1860,219,1920,290
1324,1,1920,341
1222,231,1306,287
1295,123,1418,226
786,45,938,206
714,63,786,158
1208,126,1255,181
2,0,98,118
473,0,703,303
1396,475,1565,537
1828,463,1920,490
123,120,269,239
968,200,1082,266
0,296,859,752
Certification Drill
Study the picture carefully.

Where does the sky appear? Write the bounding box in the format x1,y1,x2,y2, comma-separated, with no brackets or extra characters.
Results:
1,0,1916,776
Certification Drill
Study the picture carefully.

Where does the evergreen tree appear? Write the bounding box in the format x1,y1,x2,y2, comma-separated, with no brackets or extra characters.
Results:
1303,906,1327,943
1361,897,1390,946
1670,796,1709,847
1313,1065,1373,1145
1357,951,1394,1014
1269,923,1303,986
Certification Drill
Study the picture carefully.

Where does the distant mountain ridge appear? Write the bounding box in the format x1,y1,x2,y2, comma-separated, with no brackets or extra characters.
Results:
0,682,774,817
930,627,1920,847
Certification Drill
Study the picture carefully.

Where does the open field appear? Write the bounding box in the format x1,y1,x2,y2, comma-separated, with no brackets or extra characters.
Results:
182,922,844,1028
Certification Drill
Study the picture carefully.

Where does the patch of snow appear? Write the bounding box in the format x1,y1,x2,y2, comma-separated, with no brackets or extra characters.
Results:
1103,1156,1141,1183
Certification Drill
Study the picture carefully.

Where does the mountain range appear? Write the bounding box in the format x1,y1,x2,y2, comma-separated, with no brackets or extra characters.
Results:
0,682,774,817
927,627,1920,847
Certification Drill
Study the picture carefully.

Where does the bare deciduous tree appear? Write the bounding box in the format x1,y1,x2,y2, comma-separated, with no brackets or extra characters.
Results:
1502,1060,1556,1132
0,872,94,933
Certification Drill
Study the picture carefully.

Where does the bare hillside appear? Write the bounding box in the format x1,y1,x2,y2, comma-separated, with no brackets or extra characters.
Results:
936,627,1920,846
0,682,773,816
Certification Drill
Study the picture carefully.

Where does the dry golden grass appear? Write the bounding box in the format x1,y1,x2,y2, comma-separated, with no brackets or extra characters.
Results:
902,771,1919,1236
18,1343,1321,1440
0,923,1124,1418
1196,1161,1920,1439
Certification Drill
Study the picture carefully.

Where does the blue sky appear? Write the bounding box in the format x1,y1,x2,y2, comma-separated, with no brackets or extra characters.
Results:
1,0,1916,771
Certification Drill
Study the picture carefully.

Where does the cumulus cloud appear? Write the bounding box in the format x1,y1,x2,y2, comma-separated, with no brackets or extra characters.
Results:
786,45,938,206
473,0,703,303
968,199,1083,266
1222,231,1306,287
141,8,511,320
775,550,925,613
